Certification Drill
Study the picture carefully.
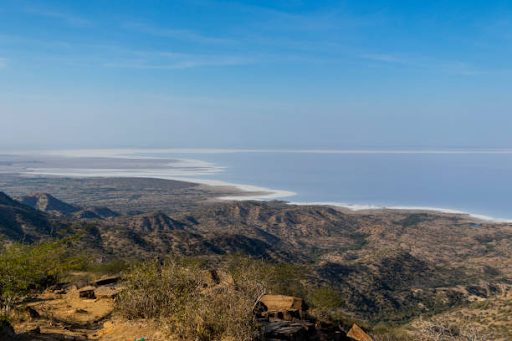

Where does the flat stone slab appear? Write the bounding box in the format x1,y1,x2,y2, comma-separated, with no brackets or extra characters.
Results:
78,286,97,299
92,275,120,286
94,286,125,300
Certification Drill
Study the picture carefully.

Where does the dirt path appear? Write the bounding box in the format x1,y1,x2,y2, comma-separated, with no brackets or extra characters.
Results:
13,286,162,340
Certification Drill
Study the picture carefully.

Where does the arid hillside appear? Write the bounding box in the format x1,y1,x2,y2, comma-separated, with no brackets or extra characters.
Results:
1,185,511,339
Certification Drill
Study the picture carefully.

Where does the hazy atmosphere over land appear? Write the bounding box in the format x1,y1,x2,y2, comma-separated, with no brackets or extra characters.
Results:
1,0,512,149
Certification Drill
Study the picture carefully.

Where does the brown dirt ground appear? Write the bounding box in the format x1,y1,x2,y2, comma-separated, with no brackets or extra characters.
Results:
13,288,163,341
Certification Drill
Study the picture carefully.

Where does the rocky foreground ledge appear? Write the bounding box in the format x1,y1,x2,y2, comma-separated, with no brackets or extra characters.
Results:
2,271,374,341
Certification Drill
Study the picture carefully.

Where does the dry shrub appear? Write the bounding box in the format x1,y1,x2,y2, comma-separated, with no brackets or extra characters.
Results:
371,333,412,341
370,319,487,341
117,259,266,341
411,317,488,341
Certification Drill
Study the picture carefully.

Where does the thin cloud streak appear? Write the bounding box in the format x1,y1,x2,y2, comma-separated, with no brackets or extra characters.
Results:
0,58,6,69
361,53,410,63
3,3,496,76
124,22,234,44
103,55,252,69
230,1,383,32
24,7,91,26
361,53,486,76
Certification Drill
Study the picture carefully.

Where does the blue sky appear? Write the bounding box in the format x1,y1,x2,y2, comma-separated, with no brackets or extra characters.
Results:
1,0,512,149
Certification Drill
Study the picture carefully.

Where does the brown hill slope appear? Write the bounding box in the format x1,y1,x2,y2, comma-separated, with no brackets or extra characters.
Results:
67,199,511,324
97,210,298,261
2,192,511,330
170,201,512,322
0,192,67,242
18,193,120,219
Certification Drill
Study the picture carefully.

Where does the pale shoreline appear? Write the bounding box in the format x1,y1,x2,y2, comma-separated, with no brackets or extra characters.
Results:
289,202,512,223
2,148,512,223
20,168,512,223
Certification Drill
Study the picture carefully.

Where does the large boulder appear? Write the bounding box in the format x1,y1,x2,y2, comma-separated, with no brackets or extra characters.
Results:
260,295,308,311
258,294,308,320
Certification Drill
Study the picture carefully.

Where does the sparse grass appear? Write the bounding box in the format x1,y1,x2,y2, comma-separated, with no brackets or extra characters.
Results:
307,285,344,309
410,316,489,341
117,258,266,341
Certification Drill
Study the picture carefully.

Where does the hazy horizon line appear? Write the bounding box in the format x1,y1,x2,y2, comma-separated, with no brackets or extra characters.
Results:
4,147,512,157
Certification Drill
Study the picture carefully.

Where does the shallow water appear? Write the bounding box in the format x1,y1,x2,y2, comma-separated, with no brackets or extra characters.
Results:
134,150,512,221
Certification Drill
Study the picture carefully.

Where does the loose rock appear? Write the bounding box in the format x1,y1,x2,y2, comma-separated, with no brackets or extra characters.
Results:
346,324,373,341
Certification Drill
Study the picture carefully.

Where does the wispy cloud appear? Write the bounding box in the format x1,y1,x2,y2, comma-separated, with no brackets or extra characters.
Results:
124,22,233,44
232,2,383,32
0,30,251,71
361,52,486,76
361,53,410,64
24,7,91,27
103,53,251,70
0,58,6,69
438,61,486,76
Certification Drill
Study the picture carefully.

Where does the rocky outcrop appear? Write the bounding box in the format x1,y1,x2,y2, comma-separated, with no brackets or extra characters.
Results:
18,193,120,219
255,294,318,340
18,193,80,215
254,294,365,340
257,295,309,321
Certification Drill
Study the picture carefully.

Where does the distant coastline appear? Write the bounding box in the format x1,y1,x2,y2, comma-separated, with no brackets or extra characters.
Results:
289,202,512,223
2,148,512,223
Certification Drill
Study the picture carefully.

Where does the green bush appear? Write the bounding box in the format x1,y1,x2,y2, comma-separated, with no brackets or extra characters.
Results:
0,233,85,314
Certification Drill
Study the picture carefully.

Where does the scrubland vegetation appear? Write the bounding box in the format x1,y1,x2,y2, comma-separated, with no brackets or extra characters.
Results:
116,255,346,340
0,230,495,341
117,258,261,340
114,256,491,341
